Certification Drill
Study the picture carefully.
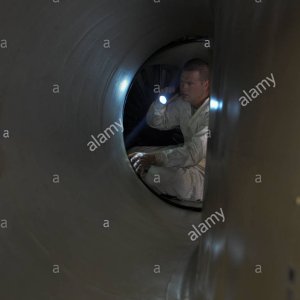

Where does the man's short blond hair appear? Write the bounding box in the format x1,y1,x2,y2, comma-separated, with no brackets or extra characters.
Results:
183,59,210,82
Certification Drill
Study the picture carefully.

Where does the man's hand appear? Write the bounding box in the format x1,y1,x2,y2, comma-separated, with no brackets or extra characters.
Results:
128,152,157,176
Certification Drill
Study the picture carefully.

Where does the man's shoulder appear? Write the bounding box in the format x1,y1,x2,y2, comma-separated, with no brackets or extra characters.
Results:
194,97,210,117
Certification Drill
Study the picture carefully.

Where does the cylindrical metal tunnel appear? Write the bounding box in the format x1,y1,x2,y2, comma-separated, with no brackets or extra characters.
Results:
0,1,299,300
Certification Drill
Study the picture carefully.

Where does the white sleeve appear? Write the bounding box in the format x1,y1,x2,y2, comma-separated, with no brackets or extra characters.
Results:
154,126,209,168
146,95,180,130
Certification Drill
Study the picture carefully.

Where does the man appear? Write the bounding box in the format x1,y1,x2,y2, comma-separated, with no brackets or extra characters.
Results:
128,59,210,202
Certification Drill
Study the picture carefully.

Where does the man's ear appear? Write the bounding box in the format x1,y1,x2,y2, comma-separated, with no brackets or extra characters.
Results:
203,80,209,90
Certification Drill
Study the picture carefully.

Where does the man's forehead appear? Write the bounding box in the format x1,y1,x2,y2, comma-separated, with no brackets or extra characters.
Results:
180,70,201,81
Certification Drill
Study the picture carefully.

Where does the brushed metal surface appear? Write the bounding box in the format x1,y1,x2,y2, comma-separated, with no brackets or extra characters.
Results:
1,1,299,300
197,1,300,299
0,1,212,299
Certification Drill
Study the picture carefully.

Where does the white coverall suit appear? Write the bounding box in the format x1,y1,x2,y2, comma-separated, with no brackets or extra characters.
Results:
130,94,210,202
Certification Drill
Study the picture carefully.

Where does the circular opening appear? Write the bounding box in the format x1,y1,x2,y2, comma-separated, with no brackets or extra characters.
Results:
123,37,212,210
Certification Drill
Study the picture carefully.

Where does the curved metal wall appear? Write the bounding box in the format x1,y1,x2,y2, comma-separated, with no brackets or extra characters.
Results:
1,1,299,300
198,1,300,299
0,1,212,300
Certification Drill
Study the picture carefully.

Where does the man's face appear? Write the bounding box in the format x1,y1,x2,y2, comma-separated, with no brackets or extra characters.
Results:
179,71,209,106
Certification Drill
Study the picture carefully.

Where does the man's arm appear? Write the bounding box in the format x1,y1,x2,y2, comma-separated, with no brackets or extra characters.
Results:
146,94,180,130
154,126,209,168
129,125,209,175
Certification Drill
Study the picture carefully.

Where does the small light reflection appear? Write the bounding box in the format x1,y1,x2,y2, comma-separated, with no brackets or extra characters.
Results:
210,97,223,111
228,236,245,264
212,238,226,258
119,79,130,93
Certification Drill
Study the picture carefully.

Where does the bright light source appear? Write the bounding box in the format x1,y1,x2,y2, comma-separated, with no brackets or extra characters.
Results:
159,95,167,104
210,98,223,111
